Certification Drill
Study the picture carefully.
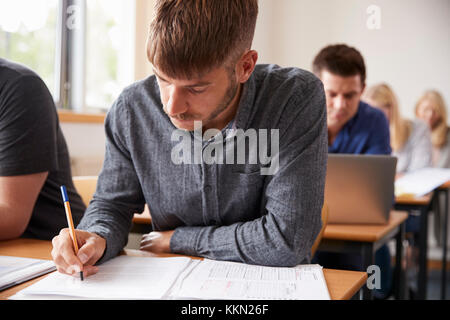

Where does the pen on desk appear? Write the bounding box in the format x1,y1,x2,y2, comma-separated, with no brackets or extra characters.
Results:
60,185,84,281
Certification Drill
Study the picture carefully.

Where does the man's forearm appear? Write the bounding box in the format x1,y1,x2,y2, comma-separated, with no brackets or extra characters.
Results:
77,200,136,264
170,202,322,267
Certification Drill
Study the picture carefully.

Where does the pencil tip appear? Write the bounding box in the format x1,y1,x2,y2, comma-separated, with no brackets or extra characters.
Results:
80,271,84,281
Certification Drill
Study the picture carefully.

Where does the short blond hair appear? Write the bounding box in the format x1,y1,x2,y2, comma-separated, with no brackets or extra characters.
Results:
363,83,411,151
415,90,448,148
147,0,259,79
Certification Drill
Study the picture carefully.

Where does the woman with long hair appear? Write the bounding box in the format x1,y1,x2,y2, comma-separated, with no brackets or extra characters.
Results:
415,90,450,168
363,83,432,173
415,90,450,250
363,84,434,298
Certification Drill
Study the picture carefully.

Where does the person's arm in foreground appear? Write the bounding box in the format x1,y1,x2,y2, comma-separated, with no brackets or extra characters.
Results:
0,173,48,240
0,74,58,240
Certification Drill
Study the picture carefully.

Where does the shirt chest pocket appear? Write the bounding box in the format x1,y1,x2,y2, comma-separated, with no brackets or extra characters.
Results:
218,167,265,223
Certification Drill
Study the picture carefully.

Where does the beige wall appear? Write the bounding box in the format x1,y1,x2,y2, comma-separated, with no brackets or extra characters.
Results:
66,0,450,176
133,0,450,119
252,0,450,120
134,0,156,81
60,122,105,176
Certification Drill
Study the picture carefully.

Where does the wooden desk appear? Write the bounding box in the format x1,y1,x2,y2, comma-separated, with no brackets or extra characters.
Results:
395,192,433,206
394,192,434,299
132,205,152,233
319,210,408,300
0,238,367,300
132,205,152,225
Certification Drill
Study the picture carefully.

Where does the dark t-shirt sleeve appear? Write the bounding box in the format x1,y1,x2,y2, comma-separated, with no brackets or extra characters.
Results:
0,74,58,176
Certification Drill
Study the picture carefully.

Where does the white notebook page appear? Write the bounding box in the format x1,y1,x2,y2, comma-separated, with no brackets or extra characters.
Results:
14,256,192,299
395,167,450,197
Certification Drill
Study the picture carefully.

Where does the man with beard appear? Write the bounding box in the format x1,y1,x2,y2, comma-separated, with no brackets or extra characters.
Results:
312,44,392,299
51,0,328,277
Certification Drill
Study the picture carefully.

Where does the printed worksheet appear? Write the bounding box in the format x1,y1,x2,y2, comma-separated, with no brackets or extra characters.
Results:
171,259,330,300
12,256,330,300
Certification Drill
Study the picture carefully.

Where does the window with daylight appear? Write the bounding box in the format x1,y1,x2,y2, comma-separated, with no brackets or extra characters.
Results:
0,0,136,112
0,0,59,98
85,0,135,111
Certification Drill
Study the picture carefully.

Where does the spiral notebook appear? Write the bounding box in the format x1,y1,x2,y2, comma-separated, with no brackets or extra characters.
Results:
11,255,330,300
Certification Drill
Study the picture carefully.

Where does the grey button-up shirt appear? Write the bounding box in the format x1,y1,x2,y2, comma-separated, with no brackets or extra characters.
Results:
78,64,328,267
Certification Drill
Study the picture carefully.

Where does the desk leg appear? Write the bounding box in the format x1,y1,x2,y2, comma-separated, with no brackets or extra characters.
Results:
394,222,406,300
362,244,374,300
442,189,448,300
418,205,429,300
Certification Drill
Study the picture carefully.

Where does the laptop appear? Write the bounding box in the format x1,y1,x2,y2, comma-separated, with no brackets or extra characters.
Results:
324,154,397,225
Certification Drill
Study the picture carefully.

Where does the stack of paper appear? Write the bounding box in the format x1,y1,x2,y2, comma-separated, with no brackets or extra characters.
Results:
11,256,330,300
395,167,450,197
0,256,56,291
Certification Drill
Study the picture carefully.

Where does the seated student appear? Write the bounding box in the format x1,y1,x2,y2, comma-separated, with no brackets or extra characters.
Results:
51,0,328,278
0,58,86,240
415,90,450,168
364,83,433,296
363,83,432,174
311,44,392,299
415,90,450,250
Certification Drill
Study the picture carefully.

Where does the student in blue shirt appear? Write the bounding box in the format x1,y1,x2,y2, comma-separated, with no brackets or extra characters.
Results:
327,100,391,155
312,44,392,299
312,44,391,155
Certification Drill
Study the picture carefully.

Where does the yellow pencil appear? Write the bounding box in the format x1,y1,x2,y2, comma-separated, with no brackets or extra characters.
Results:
60,185,84,281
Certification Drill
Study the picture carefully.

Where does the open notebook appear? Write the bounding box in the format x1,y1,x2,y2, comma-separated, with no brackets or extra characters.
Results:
0,256,56,291
11,255,330,300
395,167,450,197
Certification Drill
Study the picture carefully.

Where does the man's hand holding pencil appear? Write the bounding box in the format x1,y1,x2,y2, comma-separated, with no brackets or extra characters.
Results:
51,228,106,278
51,185,106,279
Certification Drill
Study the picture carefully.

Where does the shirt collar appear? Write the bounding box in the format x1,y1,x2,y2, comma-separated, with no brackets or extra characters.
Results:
343,101,362,131
233,72,256,131
328,101,363,152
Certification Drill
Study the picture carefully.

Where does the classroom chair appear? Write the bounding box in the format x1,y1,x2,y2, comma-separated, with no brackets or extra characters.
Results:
311,204,329,257
72,175,152,227
72,176,98,207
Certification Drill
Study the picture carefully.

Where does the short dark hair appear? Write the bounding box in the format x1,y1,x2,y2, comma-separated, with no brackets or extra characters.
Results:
147,0,259,79
312,44,366,86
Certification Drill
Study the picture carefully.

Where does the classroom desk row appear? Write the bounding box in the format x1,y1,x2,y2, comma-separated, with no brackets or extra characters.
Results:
395,181,450,300
319,211,408,300
131,209,409,300
394,192,434,299
0,238,368,300
3,185,446,301
437,181,449,300
131,184,450,301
